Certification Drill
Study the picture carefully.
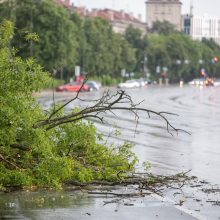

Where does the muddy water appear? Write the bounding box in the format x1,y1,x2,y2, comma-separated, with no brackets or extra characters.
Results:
1,85,220,219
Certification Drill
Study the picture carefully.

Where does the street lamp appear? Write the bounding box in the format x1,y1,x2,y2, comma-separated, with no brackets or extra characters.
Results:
173,59,182,83
140,54,148,77
143,55,147,70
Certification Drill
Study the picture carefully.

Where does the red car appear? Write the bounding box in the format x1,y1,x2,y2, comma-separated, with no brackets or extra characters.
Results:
56,82,89,92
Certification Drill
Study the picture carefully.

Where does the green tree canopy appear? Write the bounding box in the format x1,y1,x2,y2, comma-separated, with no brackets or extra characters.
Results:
125,25,149,73
151,20,176,35
1,0,220,82
0,0,78,72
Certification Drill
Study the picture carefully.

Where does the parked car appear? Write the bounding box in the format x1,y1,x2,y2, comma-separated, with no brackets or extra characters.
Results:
135,78,149,87
56,82,89,92
188,78,205,86
118,80,140,89
86,81,101,91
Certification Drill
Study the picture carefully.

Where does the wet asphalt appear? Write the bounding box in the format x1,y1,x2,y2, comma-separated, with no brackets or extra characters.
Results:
1,85,220,219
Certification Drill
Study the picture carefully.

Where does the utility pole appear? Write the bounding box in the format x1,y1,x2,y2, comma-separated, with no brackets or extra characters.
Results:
143,54,150,79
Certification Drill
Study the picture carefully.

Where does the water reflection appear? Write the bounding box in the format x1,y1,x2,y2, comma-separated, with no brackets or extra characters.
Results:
0,191,91,219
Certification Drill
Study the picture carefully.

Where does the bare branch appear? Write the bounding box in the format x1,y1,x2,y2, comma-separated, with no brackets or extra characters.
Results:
65,171,194,198
48,78,88,120
33,89,190,135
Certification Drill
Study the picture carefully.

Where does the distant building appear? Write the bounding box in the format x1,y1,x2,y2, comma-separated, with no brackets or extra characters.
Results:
88,9,147,34
146,0,182,31
54,1,147,34
182,14,220,45
182,14,192,35
55,0,72,8
71,7,147,34
73,6,89,17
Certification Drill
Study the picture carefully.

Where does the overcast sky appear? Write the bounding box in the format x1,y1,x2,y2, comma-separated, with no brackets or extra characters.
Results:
73,0,220,21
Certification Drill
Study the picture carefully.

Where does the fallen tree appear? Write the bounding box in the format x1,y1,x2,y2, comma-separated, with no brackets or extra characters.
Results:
65,170,193,195
0,20,190,191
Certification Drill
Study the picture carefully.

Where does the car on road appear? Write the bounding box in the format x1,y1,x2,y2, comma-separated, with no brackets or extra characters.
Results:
135,78,149,87
56,82,89,92
118,79,140,89
86,81,101,91
188,78,205,86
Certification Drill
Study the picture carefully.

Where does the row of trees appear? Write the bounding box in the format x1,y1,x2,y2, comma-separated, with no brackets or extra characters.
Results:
125,23,220,82
1,0,220,82
0,0,136,81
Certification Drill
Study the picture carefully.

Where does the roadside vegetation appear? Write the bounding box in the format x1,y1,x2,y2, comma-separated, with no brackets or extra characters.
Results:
0,21,138,190
1,0,220,84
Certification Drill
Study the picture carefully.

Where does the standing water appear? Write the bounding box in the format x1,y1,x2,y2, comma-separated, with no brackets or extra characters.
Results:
1,85,220,219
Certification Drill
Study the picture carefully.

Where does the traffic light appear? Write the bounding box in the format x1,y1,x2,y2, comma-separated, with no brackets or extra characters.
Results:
211,56,218,63
214,56,218,63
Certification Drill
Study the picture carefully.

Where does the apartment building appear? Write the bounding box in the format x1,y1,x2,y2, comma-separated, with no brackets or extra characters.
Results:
88,9,147,34
70,6,147,34
182,14,220,45
146,0,182,31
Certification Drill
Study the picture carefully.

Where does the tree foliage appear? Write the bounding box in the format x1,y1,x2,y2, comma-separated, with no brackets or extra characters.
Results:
0,0,78,72
151,21,176,35
125,24,220,81
125,25,149,73
74,17,136,77
1,0,220,83
0,0,136,80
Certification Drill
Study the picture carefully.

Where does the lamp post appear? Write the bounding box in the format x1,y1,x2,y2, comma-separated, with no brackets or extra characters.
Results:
175,59,182,83
143,54,148,77
30,0,42,56
198,59,205,78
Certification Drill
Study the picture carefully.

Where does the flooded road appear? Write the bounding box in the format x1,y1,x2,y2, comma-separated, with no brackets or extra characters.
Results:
46,85,219,185
91,85,220,185
1,85,220,219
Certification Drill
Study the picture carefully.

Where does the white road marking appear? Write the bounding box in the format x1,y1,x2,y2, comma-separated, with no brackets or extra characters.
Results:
152,194,207,220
